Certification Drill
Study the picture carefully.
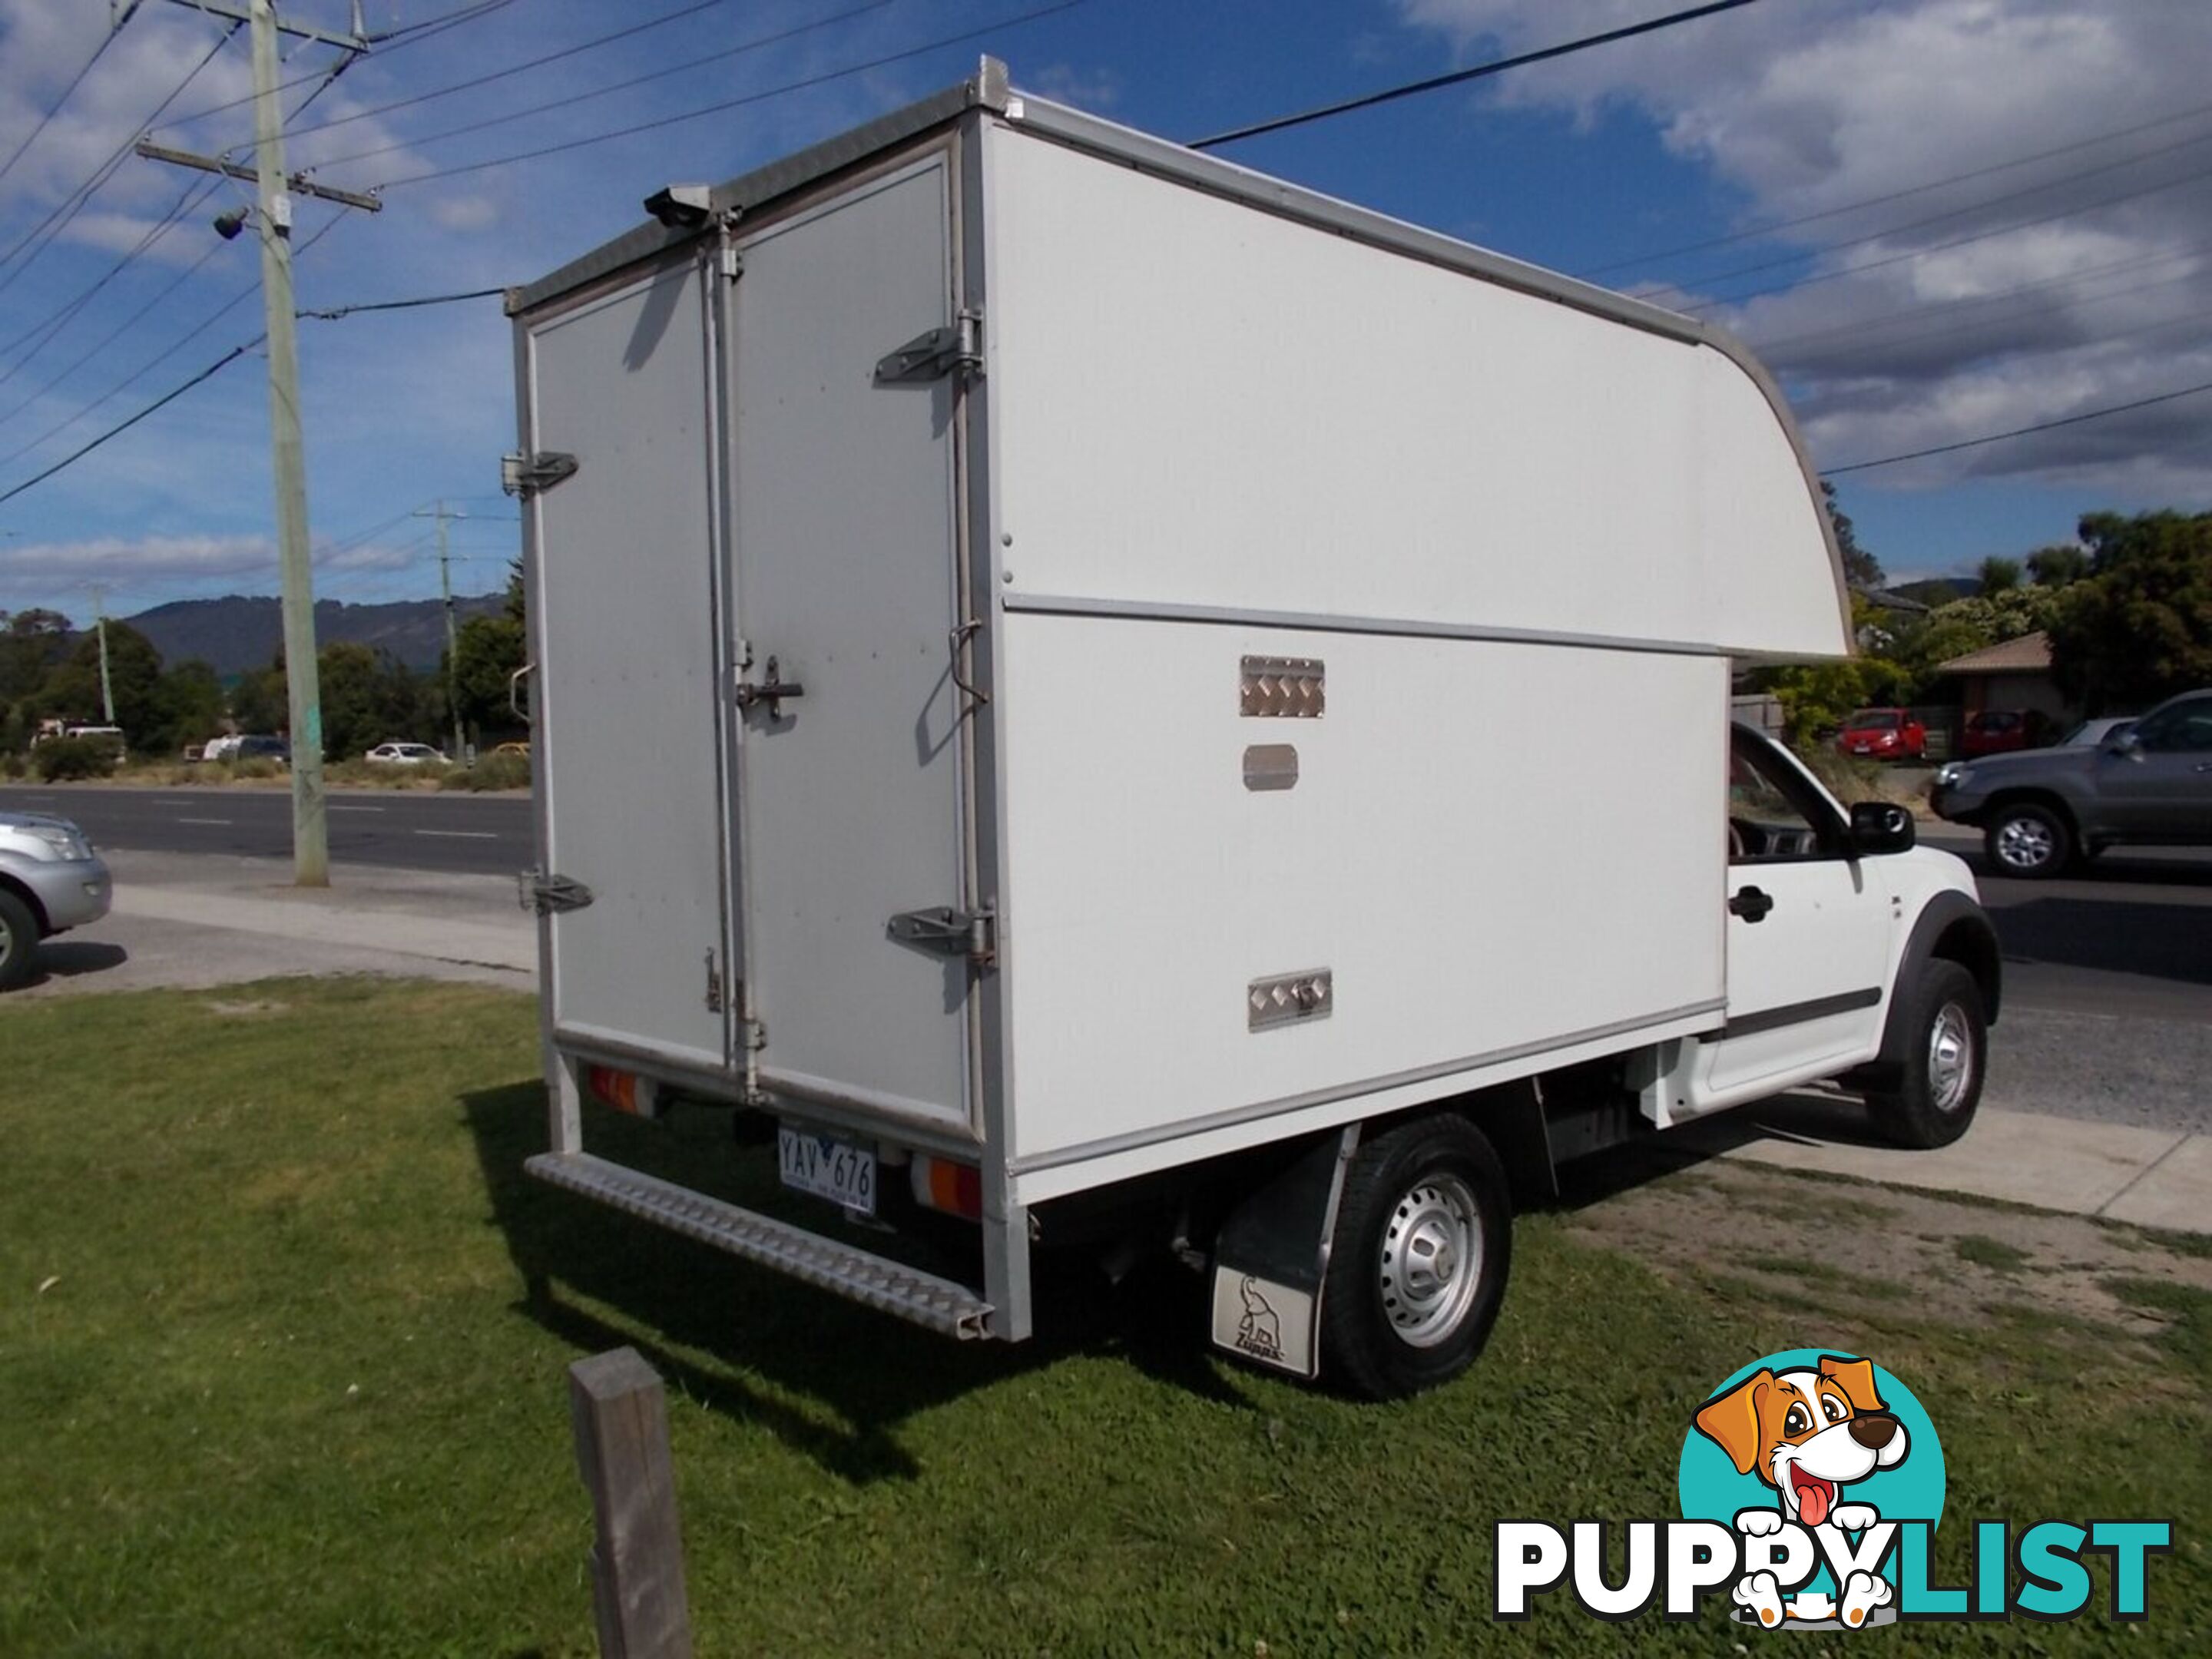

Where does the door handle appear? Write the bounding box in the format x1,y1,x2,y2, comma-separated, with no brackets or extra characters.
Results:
733,654,805,717
1729,885,1774,923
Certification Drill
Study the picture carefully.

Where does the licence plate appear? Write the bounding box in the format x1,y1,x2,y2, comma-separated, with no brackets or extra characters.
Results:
777,1126,878,1216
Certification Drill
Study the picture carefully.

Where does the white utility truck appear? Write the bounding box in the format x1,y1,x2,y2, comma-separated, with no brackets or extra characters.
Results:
505,61,1998,1397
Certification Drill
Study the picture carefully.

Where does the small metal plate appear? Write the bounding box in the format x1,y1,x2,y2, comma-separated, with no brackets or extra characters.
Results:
777,1125,879,1216
1242,743,1299,790
1240,655,1323,718
1248,969,1333,1031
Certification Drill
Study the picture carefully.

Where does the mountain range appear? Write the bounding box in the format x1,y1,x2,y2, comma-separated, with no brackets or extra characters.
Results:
123,593,506,677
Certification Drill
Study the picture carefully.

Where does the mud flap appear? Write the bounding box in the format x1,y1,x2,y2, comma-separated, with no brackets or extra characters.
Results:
1207,1125,1359,1379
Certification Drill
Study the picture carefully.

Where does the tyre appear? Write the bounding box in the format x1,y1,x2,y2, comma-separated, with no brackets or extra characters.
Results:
1983,801,2071,879
1319,1113,1512,1399
1866,959,1986,1149
0,886,39,992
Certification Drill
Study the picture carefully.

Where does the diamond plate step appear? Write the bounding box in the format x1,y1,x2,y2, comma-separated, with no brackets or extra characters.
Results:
525,1151,993,1339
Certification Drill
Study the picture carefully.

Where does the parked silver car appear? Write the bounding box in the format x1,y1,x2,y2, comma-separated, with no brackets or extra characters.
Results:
1931,688,2212,876
0,810,114,991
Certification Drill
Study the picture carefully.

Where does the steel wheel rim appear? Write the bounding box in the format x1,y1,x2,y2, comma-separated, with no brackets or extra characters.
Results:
1378,1173,1483,1348
1995,816,2053,871
1929,1002,1975,1112
0,909,15,967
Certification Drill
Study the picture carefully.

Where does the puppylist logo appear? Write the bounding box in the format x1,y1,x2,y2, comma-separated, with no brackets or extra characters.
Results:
1494,1349,2173,1628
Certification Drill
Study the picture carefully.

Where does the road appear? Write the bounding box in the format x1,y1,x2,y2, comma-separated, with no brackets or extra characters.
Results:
0,783,532,877
7,790,2204,1017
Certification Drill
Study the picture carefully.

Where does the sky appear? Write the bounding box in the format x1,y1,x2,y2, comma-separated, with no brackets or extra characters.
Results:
0,0,2207,628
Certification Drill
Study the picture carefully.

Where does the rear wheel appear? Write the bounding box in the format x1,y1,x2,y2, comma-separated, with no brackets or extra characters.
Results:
0,887,40,992
1984,802,2071,879
1866,959,1985,1148
1320,1114,1512,1399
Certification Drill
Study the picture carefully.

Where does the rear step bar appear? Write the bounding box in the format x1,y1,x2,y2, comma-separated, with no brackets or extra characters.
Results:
525,1151,994,1339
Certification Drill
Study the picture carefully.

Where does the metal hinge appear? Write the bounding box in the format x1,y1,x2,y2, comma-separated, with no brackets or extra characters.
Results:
874,308,982,384
501,450,578,498
518,870,594,915
887,904,996,968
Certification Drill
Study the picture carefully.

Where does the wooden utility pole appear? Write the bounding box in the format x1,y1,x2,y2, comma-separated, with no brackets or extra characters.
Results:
414,499,465,758
138,0,383,885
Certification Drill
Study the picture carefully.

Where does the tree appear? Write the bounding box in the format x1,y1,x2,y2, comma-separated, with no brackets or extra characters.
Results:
449,611,526,735
1821,480,1884,588
316,641,434,758
147,661,227,755
1975,556,2022,594
228,660,290,734
0,608,74,706
2025,543,2090,588
2048,510,2212,711
40,620,161,745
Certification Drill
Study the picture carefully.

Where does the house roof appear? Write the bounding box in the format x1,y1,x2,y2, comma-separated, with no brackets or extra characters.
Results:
1849,582,1932,614
1935,630,2053,675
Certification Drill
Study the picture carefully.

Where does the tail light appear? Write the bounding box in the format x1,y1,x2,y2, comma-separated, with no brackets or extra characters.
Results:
909,1154,982,1220
584,1064,660,1118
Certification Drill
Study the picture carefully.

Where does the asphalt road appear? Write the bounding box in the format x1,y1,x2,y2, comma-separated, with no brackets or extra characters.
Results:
0,783,532,877
8,783,2204,1022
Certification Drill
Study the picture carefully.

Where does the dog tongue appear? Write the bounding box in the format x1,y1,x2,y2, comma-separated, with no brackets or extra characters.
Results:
1799,1479,1832,1527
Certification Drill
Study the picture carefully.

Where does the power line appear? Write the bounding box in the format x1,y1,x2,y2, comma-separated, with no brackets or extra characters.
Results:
1668,125,2212,303
298,0,901,171
1188,0,1763,151
0,210,345,472
0,7,133,190
0,19,240,295
1582,97,2212,280
0,343,257,508
157,0,525,132
297,286,505,319
371,0,1081,190
0,173,217,374
1679,165,2212,316
1747,239,2212,356
286,0,752,142
1824,379,2212,476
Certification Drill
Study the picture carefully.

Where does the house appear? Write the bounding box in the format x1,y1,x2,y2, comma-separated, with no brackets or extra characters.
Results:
1933,630,2071,725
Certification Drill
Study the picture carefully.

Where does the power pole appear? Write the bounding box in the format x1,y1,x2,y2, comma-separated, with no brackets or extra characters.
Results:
138,0,384,886
414,499,465,758
90,584,115,724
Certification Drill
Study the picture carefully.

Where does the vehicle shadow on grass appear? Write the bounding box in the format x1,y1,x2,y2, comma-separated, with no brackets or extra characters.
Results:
459,1083,1250,1484
1544,1090,1885,1213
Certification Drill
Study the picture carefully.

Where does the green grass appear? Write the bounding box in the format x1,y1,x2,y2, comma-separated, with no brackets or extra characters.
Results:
1955,1234,2033,1273
2,980,2206,1656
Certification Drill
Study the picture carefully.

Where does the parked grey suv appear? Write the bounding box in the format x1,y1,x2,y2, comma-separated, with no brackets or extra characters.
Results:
1930,687,2212,877
0,809,114,990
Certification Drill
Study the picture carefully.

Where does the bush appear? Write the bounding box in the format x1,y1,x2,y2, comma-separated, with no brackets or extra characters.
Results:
31,737,118,781
437,751,531,792
1,751,24,780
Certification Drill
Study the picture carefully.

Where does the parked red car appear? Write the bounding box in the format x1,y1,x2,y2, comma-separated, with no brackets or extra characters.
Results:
1836,707,1927,760
1959,707,2050,757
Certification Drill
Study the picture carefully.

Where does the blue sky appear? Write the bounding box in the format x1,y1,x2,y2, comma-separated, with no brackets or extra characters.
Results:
2,0,2207,626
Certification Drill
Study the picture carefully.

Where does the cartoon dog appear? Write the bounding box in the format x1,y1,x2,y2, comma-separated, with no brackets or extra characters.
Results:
1694,1355,1909,1629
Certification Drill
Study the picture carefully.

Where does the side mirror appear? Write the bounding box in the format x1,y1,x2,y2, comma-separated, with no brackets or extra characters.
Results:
1849,800,1916,856
2104,731,2142,758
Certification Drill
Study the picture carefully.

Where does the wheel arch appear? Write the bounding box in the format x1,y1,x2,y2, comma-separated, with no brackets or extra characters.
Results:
0,871,52,936
1849,889,2002,1090
1982,786,2082,841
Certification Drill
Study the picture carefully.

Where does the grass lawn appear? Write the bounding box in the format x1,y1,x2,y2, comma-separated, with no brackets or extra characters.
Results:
2,979,2205,1655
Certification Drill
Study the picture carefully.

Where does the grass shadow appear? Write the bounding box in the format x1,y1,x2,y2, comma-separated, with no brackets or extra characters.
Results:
460,1082,1249,1483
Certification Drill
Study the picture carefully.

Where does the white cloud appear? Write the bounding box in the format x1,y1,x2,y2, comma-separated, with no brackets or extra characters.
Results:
427,194,498,231
1398,0,2212,495
1024,63,1121,111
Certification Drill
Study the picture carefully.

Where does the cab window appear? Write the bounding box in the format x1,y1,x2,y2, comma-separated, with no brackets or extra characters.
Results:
1730,727,1843,863
2130,696,2212,753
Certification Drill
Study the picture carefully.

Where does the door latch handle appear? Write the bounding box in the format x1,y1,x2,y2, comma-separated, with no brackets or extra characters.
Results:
1728,885,1775,923
733,654,804,717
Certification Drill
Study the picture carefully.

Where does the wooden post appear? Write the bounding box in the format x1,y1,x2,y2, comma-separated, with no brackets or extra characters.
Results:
568,1347,694,1659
